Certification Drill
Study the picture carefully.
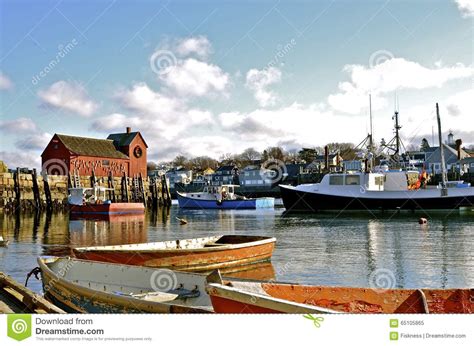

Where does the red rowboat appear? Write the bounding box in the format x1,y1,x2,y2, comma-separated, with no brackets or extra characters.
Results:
69,202,145,216
206,271,473,313
72,235,276,272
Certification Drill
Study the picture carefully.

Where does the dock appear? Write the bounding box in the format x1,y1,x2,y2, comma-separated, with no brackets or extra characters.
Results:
0,272,64,313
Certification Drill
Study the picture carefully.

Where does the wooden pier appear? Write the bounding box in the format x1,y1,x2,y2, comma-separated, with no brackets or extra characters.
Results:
0,272,64,313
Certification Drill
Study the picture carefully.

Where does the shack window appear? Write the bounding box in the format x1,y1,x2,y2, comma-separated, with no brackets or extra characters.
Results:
329,175,344,185
345,175,360,185
102,160,110,166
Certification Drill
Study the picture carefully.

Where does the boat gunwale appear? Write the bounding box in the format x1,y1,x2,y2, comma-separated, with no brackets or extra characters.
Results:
72,235,277,253
176,191,274,203
206,282,342,314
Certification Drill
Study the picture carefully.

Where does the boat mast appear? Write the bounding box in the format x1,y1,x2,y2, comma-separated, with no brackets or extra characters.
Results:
436,103,448,197
369,94,373,149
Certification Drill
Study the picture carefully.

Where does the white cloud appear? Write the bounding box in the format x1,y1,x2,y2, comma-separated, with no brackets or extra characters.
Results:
16,132,52,151
0,151,40,169
0,72,13,90
38,81,98,116
245,67,282,107
91,83,217,161
454,0,474,17
328,58,474,114
161,58,230,97
0,117,37,133
175,36,212,59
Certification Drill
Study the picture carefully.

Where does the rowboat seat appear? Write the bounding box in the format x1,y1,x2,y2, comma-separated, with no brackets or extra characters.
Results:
126,287,201,302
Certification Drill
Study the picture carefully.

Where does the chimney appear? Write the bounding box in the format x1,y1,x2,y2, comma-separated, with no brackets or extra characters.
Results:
455,139,462,160
126,127,131,133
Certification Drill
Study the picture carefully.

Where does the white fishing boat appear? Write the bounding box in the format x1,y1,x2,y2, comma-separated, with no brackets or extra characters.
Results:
281,103,474,212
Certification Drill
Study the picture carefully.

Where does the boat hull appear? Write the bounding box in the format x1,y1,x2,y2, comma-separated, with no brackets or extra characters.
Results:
207,281,474,314
73,236,276,272
38,257,212,313
69,202,145,216
177,193,274,209
280,185,474,212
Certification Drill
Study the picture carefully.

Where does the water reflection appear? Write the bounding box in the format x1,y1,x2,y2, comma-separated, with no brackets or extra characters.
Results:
0,208,473,294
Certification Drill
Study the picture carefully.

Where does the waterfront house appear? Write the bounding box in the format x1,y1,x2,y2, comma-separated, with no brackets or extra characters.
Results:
282,163,307,185
239,165,274,188
307,153,343,172
460,157,474,174
406,144,469,174
41,127,148,177
165,167,193,189
211,165,239,186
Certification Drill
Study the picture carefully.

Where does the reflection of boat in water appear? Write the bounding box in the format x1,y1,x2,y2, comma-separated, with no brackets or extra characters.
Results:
68,186,144,216
38,256,212,313
69,212,146,222
220,261,275,281
206,270,474,314
177,185,274,209
67,213,147,248
72,235,276,272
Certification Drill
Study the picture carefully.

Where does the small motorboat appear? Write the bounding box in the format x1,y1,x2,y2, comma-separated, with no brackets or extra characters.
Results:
177,185,274,209
68,186,145,216
206,270,473,313
37,256,213,313
72,235,276,272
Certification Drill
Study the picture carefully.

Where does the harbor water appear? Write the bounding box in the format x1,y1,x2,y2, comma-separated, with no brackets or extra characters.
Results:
1,206,473,294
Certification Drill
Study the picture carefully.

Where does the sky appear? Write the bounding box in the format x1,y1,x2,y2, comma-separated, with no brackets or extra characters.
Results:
0,0,473,169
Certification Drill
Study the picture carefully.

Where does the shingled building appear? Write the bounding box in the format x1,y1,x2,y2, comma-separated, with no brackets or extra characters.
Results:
41,127,148,177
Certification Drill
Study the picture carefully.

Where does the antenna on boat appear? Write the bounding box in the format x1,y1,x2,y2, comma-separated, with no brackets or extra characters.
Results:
369,94,374,150
436,103,448,197
354,94,377,172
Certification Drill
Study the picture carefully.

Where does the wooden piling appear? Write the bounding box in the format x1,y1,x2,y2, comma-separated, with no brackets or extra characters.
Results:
13,168,21,211
90,170,97,188
32,168,41,210
43,172,52,212
108,171,116,202
121,172,129,202
139,173,146,207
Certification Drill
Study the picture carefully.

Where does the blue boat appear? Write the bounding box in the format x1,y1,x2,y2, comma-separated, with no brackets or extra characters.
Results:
177,185,274,209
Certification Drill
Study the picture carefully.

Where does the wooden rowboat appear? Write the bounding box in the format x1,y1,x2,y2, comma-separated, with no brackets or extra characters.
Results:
206,271,473,314
38,256,213,313
0,272,64,313
72,235,276,272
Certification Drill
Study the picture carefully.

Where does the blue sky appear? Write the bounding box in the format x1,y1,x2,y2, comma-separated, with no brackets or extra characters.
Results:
0,0,473,168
